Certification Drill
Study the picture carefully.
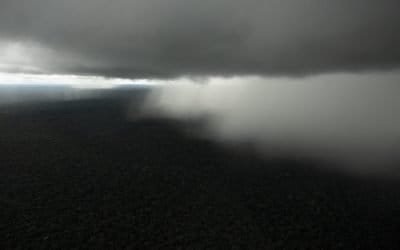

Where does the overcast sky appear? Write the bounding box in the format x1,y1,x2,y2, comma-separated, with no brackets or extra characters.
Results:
1,0,399,79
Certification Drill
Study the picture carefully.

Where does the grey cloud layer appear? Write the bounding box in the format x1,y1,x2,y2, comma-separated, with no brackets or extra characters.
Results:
1,0,399,78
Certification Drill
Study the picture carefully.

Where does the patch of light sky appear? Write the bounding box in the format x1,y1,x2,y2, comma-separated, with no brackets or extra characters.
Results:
0,72,158,89
0,40,157,89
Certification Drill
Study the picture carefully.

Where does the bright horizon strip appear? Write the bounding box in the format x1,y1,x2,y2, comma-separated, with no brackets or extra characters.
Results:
0,72,158,89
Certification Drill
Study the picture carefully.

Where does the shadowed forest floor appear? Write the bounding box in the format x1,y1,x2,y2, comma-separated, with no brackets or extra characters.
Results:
0,90,399,249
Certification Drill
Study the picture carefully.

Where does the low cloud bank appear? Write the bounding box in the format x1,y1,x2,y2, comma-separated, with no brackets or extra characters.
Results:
141,72,400,176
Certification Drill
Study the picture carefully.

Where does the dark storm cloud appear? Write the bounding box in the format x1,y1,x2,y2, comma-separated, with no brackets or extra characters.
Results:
1,0,400,78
